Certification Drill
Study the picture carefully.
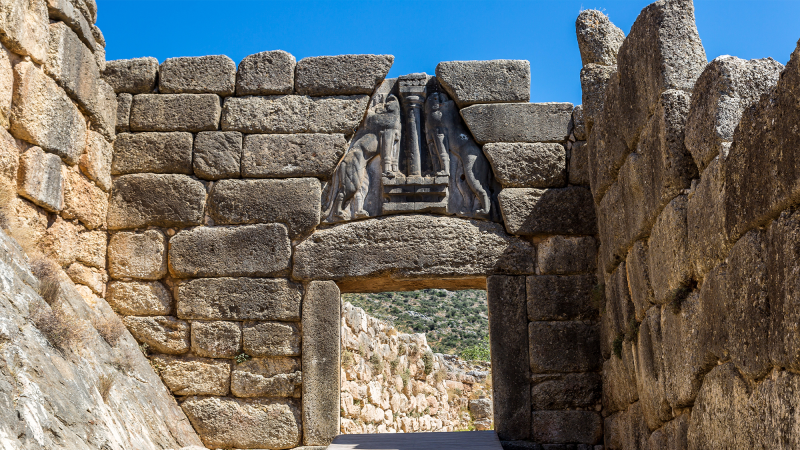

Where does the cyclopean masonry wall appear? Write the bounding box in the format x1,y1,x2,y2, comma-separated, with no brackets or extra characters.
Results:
103,49,602,449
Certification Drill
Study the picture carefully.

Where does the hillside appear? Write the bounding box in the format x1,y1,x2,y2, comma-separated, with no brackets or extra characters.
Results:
341,289,489,359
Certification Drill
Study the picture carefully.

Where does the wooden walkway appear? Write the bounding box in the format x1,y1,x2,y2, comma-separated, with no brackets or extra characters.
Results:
326,431,503,449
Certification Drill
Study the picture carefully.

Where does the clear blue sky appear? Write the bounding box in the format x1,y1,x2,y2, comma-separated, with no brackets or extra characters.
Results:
97,0,799,106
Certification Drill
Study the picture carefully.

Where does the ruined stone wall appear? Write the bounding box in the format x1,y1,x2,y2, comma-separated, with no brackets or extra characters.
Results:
581,0,800,448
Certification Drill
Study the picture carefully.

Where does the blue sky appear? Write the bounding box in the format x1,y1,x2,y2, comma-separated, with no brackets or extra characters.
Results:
97,1,799,106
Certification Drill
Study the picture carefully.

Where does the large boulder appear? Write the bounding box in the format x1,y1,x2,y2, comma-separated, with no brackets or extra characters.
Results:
435,60,530,108
294,54,392,96
576,10,624,66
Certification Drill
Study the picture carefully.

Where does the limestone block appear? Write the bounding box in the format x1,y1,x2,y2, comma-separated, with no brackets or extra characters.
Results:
220,94,369,134
112,132,193,175
460,102,573,144
685,363,752,449
103,57,158,94
767,209,800,372
572,105,586,140
647,194,691,305
168,224,291,278
130,94,220,132
685,55,783,172
181,396,301,449
576,9,624,66
293,215,536,287
586,73,628,203
602,261,635,359
44,22,100,120
695,264,728,364
40,215,77,266
107,281,172,316
243,321,300,357
107,174,206,229
435,60,530,108
0,127,17,182
486,276,529,441
603,341,638,414
122,315,190,354
537,235,596,275
115,92,131,132
191,321,241,359
529,321,600,373
527,274,597,321
65,262,104,294
236,50,295,95
302,281,341,446
0,44,13,129
61,170,106,229
482,142,565,188
75,228,106,266
687,156,729,281
568,141,589,186
295,54,392,96
634,307,673,431
79,130,112,191
724,42,800,242
744,371,800,448
625,240,654,321
176,277,302,321
193,131,241,180
159,55,235,96
241,133,346,179
580,63,616,133
614,0,707,149
231,362,301,398
82,0,96,23
16,146,64,212
10,61,87,165
209,178,321,237
530,373,601,410
530,411,603,445
498,187,597,236
108,230,167,280
45,0,95,50
0,0,48,63
92,79,117,140
151,355,230,396
604,402,650,450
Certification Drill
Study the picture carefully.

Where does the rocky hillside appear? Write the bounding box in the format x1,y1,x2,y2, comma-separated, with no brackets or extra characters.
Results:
342,289,489,358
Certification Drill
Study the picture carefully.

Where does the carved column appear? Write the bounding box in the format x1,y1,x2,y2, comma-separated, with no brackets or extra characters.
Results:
398,74,427,177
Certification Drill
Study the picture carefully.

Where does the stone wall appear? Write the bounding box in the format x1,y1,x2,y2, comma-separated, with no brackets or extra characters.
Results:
581,0,800,448
340,301,493,434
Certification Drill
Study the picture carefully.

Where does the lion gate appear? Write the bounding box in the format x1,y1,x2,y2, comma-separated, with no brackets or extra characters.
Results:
103,54,601,449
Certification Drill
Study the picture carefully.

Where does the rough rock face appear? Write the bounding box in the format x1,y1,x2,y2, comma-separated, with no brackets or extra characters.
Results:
575,9,625,66
235,50,295,95
294,54,393,96
435,60,530,108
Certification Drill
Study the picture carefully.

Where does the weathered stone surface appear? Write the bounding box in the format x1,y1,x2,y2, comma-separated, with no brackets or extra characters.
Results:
159,55,236,96
581,64,616,134
0,43,13,129
647,414,689,450
169,224,291,278
601,261,635,360
603,341,638,414
530,373,601,410
527,274,596,321
686,363,752,449
107,174,206,229
295,54,392,96
614,0,707,149
576,9,624,66
302,281,341,446
182,396,301,449
604,402,650,450
586,71,628,203
46,0,95,50
243,321,300,357
193,131,241,180
625,240,654,321
461,102,573,144
531,411,603,445
483,142,565,188
685,55,783,172
232,358,302,398
487,276,530,441
687,156,729,281
236,50,295,95
293,215,536,285
242,133,346,179
767,209,800,372
80,130,112,191
103,57,158,94
107,280,172,315
647,194,691,305
529,321,601,373
569,141,589,186
44,22,100,122
209,178,321,237
151,355,230,396
435,60,530,108
92,79,119,148
123,316,190,355
498,187,597,236
112,132,193,175
108,230,167,280
634,307,673,431
572,105,586,141
537,235,597,275
116,92,131,132
191,321,241,359
62,169,106,229
221,94,369,134
0,126,16,184
176,278,302,321
17,145,64,212
10,61,87,164
65,262,105,294
130,94,221,132
0,0,48,63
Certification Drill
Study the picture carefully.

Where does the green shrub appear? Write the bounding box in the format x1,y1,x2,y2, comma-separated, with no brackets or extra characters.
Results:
460,337,490,361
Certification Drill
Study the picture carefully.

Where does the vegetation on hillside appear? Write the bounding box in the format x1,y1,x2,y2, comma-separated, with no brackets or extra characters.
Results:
342,289,490,360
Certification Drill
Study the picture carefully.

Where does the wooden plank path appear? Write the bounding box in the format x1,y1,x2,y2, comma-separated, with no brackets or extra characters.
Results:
326,430,503,450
